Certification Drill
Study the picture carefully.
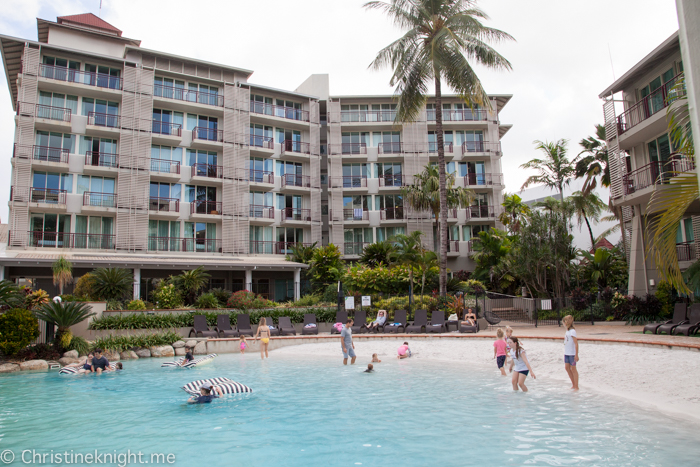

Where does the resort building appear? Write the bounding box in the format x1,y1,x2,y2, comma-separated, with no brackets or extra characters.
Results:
600,31,698,296
0,13,511,299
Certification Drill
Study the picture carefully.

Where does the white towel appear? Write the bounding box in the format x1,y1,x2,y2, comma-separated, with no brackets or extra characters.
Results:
354,208,363,219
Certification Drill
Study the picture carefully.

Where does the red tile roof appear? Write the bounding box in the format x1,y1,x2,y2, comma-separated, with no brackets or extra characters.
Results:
57,13,122,37
590,237,615,253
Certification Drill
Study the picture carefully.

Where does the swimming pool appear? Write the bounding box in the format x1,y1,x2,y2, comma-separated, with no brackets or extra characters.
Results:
1,350,699,466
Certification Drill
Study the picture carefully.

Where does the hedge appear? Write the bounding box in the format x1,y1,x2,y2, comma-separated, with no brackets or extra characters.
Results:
91,331,183,351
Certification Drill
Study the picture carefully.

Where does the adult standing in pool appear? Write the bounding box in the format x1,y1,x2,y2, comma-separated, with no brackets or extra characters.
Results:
341,318,356,365
254,317,271,360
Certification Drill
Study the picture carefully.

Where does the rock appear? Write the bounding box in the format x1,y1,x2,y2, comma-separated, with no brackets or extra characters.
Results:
58,357,81,366
193,341,207,355
103,350,120,361
120,350,138,360
149,345,175,358
0,363,20,373
19,360,49,371
172,340,186,348
175,347,186,356
185,340,197,348
63,350,79,359
135,348,151,358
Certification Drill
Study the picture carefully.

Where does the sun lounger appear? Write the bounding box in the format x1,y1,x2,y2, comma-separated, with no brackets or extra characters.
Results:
216,314,239,338
351,309,368,334
279,316,296,336
406,309,428,333
236,313,254,337
302,313,319,335
59,362,117,374
161,354,218,368
459,318,479,333
426,310,447,333
673,304,700,336
189,315,218,338
644,303,686,334
384,309,407,333
330,310,348,334
182,377,253,396
263,317,280,336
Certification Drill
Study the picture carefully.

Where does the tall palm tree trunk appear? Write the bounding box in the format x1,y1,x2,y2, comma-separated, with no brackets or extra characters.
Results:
435,77,448,297
582,208,595,247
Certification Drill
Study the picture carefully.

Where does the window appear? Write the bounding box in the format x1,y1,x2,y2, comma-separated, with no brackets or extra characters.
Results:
250,95,274,115
186,185,218,213
342,195,370,220
275,98,303,120
84,63,121,89
80,137,117,167
83,98,119,127
463,225,490,240
639,68,676,115
41,56,80,82
376,226,405,242
277,128,303,152
32,171,72,202
250,191,274,208
276,194,304,219
677,218,695,244
341,104,368,122
38,91,77,119
372,103,396,122
376,163,403,186
344,228,373,255
150,182,181,200
648,134,673,164
250,226,274,253
34,131,75,161
148,220,181,251
463,161,486,185
457,130,484,152
342,163,367,187
277,227,304,254
188,114,218,140
275,160,302,176
75,215,114,249
188,83,219,106
187,150,219,176
78,175,115,195
250,124,273,147
250,158,274,182
154,77,185,100
341,132,369,153
375,194,404,219
29,213,72,247
428,131,453,152
152,109,183,135
378,131,401,153
184,222,217,252
431,161,456,174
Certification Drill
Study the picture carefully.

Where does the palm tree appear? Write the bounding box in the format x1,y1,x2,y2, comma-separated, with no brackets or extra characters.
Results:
0,280,23,308
499,193,530,233
389,231,425,306
51,255,73,296
415,249,438,297
567,191,608,247
575,124,609,196
366,0,513,296
34,301,95,351
520,139,576,200
578,248,614,289
470,227,511,287
359,241,395,268
92,267,133,301
285,242,318,265
172,266,211,305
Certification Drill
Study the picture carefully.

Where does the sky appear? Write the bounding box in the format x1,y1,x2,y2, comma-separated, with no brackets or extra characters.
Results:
0,0,681,240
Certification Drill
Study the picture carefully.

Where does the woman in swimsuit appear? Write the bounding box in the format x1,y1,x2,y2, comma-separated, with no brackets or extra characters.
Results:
254,317,271,360
461,308,477,327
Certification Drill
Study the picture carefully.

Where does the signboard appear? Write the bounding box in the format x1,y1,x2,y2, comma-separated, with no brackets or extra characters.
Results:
361,296,371,307
541,299,552,310
345,296,355,310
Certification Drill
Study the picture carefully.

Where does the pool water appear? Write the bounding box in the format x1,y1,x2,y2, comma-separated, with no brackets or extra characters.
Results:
1,352,699,466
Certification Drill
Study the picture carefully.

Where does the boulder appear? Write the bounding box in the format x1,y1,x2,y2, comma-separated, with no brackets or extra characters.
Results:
174,347,186,356
185,340,197,348
149,345,175,358
19,360,49,371
103,350,120,362
172,340,186,348
63,350,79,359
120,350,138,360
58,357,81,366
0,363,20,373
135,348,151,358
193,341,207,355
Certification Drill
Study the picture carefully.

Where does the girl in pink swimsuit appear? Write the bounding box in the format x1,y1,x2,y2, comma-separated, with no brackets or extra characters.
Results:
239,335,248,354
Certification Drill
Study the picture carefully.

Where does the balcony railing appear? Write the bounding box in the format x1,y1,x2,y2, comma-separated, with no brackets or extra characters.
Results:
83,192,116,208
282,140,311,154
342,208,369,221
13,144,69,164
433,208,458,219
447,240,460,253
344,242,370,256
250,135,274,149
152,121,182,137
427,108,487,121
249,101,310,122
153,84,224,107
281,173,310,188
22,231,115,249
249,205,274,219
622,156,695,195
462,141,501,154
39,64,122,90
466,205,501,220
85,151,118,168
148,236,221,253
379,175,404,187
149,197,179,213
192,127,223,142
150,158,181,174
340,110,396,122
249,170,274,184
677,242,695,262
275,241,313,255
282,207,311,222
191,163,223,179
330,143,367,155
249,240,278,255
378,142,403,154
334,175,367,188
19,188,67,204
17,102,72,122
464,173,504,186
190,200,222,215
428,142,454,153
617,72,684,134
380,207,405,220
87,112,120,128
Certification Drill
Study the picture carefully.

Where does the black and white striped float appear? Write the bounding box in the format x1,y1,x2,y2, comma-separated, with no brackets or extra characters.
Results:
59,362,117,375
161,353,217,368
182,377,253,396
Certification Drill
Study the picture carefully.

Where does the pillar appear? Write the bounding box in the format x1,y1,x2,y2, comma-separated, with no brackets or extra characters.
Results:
245,269,252,291
133,267,141,300
0,265,5,281
294,268,301,301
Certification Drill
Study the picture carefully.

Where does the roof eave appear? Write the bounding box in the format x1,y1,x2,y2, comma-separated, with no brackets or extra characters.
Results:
37,19,141,46
126,45,253,78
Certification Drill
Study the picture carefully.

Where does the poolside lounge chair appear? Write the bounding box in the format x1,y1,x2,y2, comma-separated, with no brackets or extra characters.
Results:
236,313,254,337
406,309,428,333
330,310,348,334
216,314,239,338
279,316,296,336
302,313,319,335
459,317,479,333
426,310,447,333
673,304,700,336
189,315,218,338
643,303,686,334
351,309,368,334
263,317,280,336
384,309,407,333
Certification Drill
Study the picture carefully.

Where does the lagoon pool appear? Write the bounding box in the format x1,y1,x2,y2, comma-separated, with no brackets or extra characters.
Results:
1,351,699,466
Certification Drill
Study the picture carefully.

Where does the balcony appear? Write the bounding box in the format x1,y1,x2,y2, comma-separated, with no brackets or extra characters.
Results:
87,111,120,128
343,242,370,256
249,135,274,151
249,170,274,185
432,208,458,221
150,158,181,182
83,192,116,209
464,173,504,186
148,236,222,253
281,173,311,189
447,240,460,255
249,205,274,220
341,208,369,222
380,207,405,221
20,231,115,249
617,73,684,135
428,142,454,153
191,163,223,181
13,144,69,165
623,156,695,196
15,187,67,207
282,207,311,222
192,127,223,143
332,175,367,189
462,141,502,155
427,108,487,122
153,84,224,107
190,200,222,216
149,197,180,217
340,110,396,123
84,152,118,174
466,205,501,220
677,242,695,262
328,143,368,157
249,240,278,255
275,241,313,255
378,142,403,155
379,175,404,187
38,64,122,90
249,101,309,122
17,102,72,125
152,121,182,137
282,140,311,154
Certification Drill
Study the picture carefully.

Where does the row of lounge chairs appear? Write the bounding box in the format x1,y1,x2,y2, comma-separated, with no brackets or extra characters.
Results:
643,303,700,336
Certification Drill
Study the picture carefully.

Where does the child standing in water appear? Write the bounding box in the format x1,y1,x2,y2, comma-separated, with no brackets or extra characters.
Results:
493,328,508,376
508,337,535,392
563,315,579,390
239,335,248,354
397,342,411,359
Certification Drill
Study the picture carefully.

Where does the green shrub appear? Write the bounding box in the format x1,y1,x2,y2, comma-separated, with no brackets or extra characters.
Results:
154,283,183,309
655,280,673,318
106,299,124,311
67,336,90,356
127,300,147,311
91,331,183,352
322,283,340,303
226,290,272,310
74,273,97,300
25,289,50,310
209,288,231,307
195,293,220,309
16,343,60,361
373,295,437,314
0,308,41,356
293,294,322,307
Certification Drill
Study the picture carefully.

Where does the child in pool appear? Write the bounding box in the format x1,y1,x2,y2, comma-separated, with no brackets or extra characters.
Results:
504,326,514,366
493,328,508,376
563,315,579,390
180,346,194,366
397,342,411,359
239,335,248,354
364,363,374,373
371,353,381,363
187,383,223,404
508,337,536,392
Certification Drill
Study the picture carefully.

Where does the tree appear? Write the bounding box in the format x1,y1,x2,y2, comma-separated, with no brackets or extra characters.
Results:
366,0,513,296
172,266,211,305
359,241,395,268
567,191,608,247
470,227,512,288
92,268,133,302
520,139,575,200
499,193,530,233
51,255,73,296
578,247,619,289
575,124,610,195
308,245,344,288
33,301,95,351
389,231,425,305
415,249,438,297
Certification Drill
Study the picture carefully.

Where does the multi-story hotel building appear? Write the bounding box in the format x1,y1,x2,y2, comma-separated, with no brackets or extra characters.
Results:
600,31,697,296
0,13,510,300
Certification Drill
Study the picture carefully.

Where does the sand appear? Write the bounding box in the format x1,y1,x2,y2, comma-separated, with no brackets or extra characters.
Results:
275,336,700,423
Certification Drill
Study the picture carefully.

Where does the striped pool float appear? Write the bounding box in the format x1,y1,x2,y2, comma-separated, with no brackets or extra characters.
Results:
182,377,252,396
161,354,218,368
59,362,117,375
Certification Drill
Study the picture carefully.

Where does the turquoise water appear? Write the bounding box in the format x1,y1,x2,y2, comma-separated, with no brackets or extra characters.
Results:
1,352,699,466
